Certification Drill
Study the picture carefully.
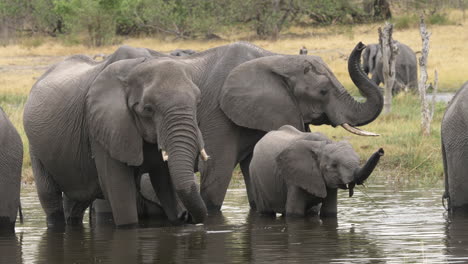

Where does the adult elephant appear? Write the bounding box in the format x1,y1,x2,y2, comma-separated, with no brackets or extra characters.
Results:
249,125,384,217
441,81,468,212
0,107,23,233
362,41,417,94
179,41,383,212
24,46,208,228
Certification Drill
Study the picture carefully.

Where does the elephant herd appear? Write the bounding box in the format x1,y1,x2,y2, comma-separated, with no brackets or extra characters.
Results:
0,39,464,235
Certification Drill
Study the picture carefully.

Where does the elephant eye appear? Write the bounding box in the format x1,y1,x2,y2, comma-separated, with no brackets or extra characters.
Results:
143,104,155,115
331,163,338,169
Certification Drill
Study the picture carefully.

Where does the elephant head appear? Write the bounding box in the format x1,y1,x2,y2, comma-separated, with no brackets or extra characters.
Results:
275,139,384,199
220,42,383,136
362,44,380,75
86,57,207,223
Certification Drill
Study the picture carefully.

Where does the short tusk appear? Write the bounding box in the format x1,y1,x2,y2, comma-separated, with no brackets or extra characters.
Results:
162,150,169,161
200,149,210,161
341,123,380,137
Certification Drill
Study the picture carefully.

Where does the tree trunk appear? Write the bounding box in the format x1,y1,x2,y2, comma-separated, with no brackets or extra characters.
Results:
418,15,435,137
378,23,398,114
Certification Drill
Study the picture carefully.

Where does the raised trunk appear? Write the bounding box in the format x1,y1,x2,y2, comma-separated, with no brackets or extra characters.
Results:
348,148,384,197
337,42,384,127
163,113,207,224
354,148,384,184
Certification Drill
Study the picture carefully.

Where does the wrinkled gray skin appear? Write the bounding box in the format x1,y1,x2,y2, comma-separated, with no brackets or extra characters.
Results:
194,42,383,212
24,46,208,227
249,125,383,217
170,49,197,57
0,108,22,233
441,81,468,212
25,41,383,225
362,41,418,94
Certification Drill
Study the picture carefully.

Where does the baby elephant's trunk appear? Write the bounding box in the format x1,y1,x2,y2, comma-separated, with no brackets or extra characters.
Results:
349,148,385,197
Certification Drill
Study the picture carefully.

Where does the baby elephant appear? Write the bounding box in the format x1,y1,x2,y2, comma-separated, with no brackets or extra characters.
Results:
249,125,383,217
0,108,23,233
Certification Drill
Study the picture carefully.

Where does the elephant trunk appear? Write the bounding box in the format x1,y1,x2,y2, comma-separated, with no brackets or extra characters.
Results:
163,112,207,224
348,148,384,197
336,42,384,130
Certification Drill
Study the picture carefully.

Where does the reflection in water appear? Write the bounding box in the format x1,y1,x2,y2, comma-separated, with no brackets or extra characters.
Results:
9,181,468,263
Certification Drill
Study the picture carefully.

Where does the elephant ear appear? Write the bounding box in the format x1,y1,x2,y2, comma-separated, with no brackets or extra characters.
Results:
276,140,327,198
220,56,304,132
86,58,147,166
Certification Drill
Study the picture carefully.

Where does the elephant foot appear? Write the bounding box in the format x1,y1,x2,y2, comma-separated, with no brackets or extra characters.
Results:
0,217,15,235
66,216,84,226
46,210,66,229
115,223,139,229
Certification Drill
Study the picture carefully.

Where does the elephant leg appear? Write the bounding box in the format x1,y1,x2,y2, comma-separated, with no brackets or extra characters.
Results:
285,186,308,217
320,187,338,217
240,153,256,210
92,141,138,227
199,117,241,213
31,153,65,228
446,147,468,211
63,195,91,225
148,169,182,223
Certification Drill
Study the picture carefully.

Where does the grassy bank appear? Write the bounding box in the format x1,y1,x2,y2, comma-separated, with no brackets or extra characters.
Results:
0,15,463,184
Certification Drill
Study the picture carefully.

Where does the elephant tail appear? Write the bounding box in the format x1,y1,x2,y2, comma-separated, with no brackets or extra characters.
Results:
18,202,24,224
441,142,451,211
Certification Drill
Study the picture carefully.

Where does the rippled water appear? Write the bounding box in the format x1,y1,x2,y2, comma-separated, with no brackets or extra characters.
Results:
2,178,468,263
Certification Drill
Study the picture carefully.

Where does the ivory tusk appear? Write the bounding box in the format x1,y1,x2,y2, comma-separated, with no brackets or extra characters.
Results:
341,123,380,137
161,150,169,161
200,149,210,161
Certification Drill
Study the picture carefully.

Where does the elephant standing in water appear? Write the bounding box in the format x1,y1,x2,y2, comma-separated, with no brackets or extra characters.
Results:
362,41,417,94
192,41,383,212
0,108,23,233
24,46,209,227
442,81,468,212
249,125,384,216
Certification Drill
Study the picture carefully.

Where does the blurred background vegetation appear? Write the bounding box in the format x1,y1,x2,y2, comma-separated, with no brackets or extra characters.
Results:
0,0,465,46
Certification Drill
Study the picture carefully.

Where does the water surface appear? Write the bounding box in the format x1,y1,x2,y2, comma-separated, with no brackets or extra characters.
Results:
2,178,468,263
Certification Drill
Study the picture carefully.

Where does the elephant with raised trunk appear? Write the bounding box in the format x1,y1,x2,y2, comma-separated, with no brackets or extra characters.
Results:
442,81,468,212
249,125,384,217
362,41,417,94
24,46,208,228
195,41,383,212
0,107,23,233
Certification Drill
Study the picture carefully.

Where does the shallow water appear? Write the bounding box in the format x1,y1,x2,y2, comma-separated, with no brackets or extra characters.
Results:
3,179,468,264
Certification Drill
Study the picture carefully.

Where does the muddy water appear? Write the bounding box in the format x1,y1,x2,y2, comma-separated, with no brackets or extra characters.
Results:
2,179,468,264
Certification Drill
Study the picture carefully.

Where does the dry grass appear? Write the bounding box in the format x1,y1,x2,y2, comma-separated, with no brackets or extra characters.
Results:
0,10,465,183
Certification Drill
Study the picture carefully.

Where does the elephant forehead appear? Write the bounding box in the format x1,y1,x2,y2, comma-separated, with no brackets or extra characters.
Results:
131,59,188,81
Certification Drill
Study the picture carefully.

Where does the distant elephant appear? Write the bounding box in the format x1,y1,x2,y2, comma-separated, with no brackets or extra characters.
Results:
362,41,418,94
441,81,468,212
170,49,197,56
0,107,23,233
24,45,208,228
249,125,384,217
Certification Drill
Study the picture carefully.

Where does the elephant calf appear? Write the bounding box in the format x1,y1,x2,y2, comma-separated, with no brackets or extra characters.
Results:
0,108,23,233
249,125,384,217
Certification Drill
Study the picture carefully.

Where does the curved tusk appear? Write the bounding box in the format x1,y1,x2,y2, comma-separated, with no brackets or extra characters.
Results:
200,149,210,161
341,123,380,137
161,150,169,161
